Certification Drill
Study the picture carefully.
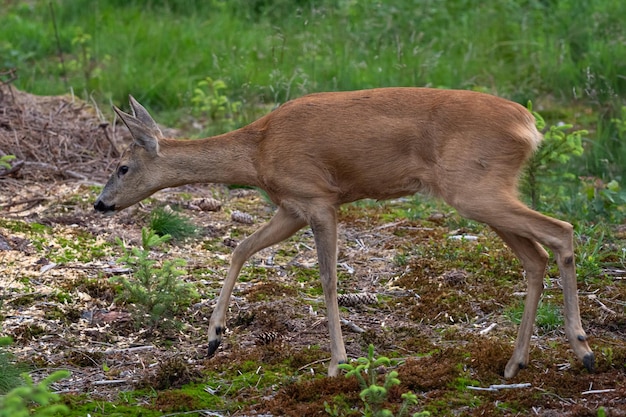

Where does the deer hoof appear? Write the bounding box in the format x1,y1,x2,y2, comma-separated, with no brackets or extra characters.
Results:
207,326,225,357
207,339,221,357
504,361,525,379
583,352,595,373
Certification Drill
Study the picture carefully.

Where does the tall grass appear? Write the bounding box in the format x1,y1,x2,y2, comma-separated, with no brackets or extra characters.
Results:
1,0,625,183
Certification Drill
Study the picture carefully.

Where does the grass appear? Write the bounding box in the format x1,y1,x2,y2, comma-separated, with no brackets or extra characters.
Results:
149,206,198,240
505,299,564,333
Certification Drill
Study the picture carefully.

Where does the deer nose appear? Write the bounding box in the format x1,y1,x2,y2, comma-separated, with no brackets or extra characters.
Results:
94,200,115,212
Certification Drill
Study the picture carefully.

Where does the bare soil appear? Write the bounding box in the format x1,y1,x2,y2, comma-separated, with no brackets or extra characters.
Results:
1,86,625,416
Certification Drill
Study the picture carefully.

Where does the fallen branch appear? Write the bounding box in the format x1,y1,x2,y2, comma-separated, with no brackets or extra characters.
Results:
160,410,226,417
588,294,618,315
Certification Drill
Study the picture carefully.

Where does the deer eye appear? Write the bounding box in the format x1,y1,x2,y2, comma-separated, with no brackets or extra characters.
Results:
118,165,129,176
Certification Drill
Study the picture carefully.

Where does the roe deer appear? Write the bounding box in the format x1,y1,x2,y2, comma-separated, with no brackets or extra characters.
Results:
94,88,594,378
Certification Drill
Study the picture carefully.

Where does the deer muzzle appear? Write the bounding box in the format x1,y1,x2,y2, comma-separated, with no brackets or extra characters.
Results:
94,199,116,214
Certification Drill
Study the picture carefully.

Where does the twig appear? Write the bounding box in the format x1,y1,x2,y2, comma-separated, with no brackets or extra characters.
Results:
479,323,497,335
374,220,406,230
340,318,365,333
595,298,617,315
297,357,329,372
602,267,626,277
0,196,49,212
467,383,531,392
92,379,128,385
160,411,226,417
581,388,616,395
104,345,155,355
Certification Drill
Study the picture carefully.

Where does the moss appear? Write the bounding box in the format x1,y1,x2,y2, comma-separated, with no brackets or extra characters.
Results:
242,281,297,302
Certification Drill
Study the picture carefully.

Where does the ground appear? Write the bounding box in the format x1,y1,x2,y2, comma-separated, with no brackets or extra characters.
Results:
0,86,625,416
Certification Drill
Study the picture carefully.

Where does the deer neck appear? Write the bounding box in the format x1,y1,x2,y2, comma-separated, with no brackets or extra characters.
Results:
156,128,261,188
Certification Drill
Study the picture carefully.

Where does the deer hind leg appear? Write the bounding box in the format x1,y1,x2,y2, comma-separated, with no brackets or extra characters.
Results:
491,227,549,378
208,206,307,357
453,195,594,376
309,204,347,377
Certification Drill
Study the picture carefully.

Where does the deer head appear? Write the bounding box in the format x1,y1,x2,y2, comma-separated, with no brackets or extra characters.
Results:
94,96,166,213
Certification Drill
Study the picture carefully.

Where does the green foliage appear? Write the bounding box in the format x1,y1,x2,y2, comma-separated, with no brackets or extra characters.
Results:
0,337,26,395
191,77,243,134
524,106,585,209
111,228,199,328
2,1,626,107
611,106,626,139
62,27,111,91
0,342,70,417
331,345,429,417
578,177,626,222
0,155,16,170
520,105,626,222
149,206,197,240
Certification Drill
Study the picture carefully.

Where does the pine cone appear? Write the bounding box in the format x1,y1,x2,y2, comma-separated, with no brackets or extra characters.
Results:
337,292,378,307
439,269,468,286
231,210,254,224
255,331,281,345
186,197,222,212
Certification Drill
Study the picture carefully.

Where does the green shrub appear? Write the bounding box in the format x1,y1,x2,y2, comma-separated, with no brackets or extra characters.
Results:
111,228,199,329
191,76,243,134
0,370,70,417
523,106,585,210
329,345,429,417
0,339,69,417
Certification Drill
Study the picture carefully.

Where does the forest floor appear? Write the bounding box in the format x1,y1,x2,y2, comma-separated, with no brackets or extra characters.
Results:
1,86,625,416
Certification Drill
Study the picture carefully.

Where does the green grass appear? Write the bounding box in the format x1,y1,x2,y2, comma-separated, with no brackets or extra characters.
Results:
505,299,564,333
0,2,624,105
149,206,198,240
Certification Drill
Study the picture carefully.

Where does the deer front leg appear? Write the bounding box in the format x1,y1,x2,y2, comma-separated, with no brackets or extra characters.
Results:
208,207,306,356
310,206,347,377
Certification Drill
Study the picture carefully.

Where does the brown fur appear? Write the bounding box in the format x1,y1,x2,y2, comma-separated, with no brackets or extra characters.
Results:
95,88,593,378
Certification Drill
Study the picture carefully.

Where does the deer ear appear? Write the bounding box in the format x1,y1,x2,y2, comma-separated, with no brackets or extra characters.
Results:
113,105,160,156
128,95,163,137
